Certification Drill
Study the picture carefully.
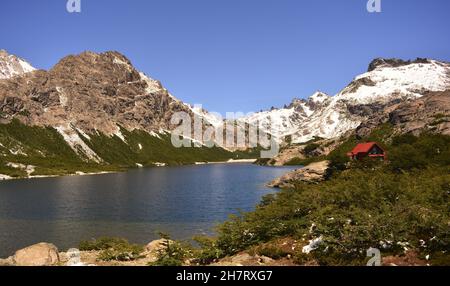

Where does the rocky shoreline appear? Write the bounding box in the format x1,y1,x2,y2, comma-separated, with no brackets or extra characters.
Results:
0,240,296,267
0,238,429,267
0,240,172,267
268,161,330,189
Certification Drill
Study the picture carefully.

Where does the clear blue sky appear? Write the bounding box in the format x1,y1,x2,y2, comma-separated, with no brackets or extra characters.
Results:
1,0,449,114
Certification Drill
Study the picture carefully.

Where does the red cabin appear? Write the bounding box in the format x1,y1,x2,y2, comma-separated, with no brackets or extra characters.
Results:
347,142,386,161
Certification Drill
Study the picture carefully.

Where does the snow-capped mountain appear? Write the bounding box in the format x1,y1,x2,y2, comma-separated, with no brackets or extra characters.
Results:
0,49,35,79
336,58,450,104
240,58,450,143
241,91,331,139
189,105,224,129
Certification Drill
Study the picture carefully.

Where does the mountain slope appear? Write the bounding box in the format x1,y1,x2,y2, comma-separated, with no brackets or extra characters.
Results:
0,119,238,179
356,90,450,138
240,58,450,144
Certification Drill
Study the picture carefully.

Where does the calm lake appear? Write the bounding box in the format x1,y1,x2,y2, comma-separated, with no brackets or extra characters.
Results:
0,163,295,257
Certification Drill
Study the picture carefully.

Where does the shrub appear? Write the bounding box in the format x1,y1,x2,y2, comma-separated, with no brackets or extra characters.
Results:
259,194,276,207
392,134,418,146
326,152,349,178
285,156,325,166
215,215,257,256
97,245,143,261
389,133,450,172
303,143,320,156
149,233,192,266
79,237,144,261
192,236,224,265
255,246,289,260
351,156,384,170
389,144,428,171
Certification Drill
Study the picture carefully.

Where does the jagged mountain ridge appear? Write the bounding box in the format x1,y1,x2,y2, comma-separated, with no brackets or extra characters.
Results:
239,58,450,143
240,91,332,140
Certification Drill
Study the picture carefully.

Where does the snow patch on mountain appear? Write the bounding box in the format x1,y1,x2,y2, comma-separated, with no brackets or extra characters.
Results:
310,91,331,103
114,128,127,142
0,49,36,79
56,124,103,163
56,86,69,107
242,107,299,139
337,60,450,104
190,105,224,129
149,131,162,139
239,92,331,141
139,72,163,94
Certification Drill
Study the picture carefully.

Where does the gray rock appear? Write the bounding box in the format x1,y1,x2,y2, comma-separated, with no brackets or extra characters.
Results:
12,242,60,266
356,90,450,138
0,257,14,266
268,160,330,189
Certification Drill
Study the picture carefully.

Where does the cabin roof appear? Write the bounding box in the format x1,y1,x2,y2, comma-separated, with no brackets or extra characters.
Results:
349,142,384,155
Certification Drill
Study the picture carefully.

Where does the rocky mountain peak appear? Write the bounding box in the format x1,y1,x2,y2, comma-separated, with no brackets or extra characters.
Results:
49,51,141,84
288,98,306,109
307,91,331,108
309,91,330,102
53,51,132,70
286,92,331,113
0,51,193,139
368,57,431,72
0,49,36,79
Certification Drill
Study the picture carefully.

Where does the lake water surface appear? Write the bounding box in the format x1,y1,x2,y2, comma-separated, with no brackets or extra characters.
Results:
0,164,295,257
